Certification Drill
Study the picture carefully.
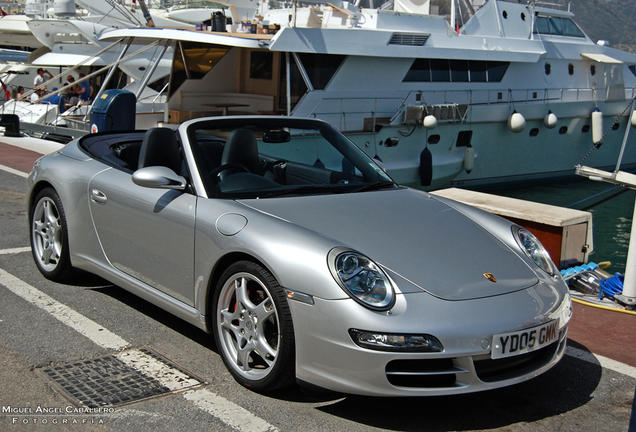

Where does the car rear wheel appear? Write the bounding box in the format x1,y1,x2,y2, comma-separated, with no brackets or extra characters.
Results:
30,188,73,281
213,261,295,392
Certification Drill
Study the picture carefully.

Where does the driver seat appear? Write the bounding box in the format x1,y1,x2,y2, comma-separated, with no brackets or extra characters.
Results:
138,128,182,174
220,129,262,180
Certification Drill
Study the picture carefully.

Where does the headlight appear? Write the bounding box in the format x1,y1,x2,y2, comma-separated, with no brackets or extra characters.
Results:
328,248,395,310
513,227,558,276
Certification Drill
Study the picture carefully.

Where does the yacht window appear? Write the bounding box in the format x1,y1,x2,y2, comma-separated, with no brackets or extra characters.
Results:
562,19,585,38
456,130,472,147
168,42,231,98
298,54,345,90
431,59,450,82
450,60,469,82
534,16,550,34
404,59,431,81
469,61,487,82
278,54,344,112
628,65,636,77
487,62,509,82
148,76,170,93
548,17,563,35
534,15,585,38
404,59,508,82
250,51,273,80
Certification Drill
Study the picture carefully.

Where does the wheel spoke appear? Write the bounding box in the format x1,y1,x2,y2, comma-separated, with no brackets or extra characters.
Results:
236,340,255,370
255,336,277,365
43,201,58,226
253,298,275,322
234,277,255,310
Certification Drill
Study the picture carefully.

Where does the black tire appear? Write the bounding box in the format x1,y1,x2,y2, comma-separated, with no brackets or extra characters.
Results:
29,188,74,281
213,261,295,392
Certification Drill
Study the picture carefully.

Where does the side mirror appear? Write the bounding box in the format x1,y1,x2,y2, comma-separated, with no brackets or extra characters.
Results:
132,166,187,190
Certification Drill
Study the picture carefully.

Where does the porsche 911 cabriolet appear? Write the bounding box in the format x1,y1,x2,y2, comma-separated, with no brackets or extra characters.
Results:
27,116,572,396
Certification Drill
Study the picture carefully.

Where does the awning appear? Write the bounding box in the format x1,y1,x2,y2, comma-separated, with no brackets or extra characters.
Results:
32,53,108,67
581,53,623,64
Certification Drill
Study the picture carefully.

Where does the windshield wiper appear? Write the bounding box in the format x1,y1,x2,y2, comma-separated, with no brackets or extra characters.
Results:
261,185,344,198
346,181,397,193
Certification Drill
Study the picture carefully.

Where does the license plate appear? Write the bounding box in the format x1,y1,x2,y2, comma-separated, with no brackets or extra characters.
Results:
491,320,559,359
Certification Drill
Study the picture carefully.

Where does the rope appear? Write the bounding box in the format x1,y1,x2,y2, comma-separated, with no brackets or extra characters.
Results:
599,272,624,300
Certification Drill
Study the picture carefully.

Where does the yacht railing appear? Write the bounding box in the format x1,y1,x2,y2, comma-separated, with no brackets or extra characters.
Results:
308,86,636,131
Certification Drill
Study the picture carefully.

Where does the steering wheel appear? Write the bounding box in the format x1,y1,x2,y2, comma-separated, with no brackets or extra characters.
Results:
210,163,250,182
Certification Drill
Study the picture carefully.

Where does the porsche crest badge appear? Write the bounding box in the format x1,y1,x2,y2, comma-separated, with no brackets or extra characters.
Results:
483,272,497,283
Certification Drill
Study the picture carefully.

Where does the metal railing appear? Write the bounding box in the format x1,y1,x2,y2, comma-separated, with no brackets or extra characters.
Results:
307,86,636,130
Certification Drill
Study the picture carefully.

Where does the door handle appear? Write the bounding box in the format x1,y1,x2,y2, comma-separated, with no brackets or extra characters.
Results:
90,188,107,205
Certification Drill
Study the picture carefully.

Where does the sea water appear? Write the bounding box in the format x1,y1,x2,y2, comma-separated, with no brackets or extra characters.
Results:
481,177,635,275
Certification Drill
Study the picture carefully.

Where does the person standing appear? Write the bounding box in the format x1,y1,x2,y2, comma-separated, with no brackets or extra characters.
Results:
33,68,52,89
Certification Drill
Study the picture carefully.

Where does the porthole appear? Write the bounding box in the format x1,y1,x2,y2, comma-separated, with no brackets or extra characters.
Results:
590,65,596,76
582,125,590,133
545,63,551,75
559,126,568,135
503,10,508,19
612,122,620,131
529,128,539,137
568,64,574,75
521,13,526,21
428,135,441,144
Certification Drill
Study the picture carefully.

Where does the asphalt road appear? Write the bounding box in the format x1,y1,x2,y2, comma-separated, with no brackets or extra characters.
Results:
0,165,634,432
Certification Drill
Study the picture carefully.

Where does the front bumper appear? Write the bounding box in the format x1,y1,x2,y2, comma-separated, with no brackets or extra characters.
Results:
289,285,571,397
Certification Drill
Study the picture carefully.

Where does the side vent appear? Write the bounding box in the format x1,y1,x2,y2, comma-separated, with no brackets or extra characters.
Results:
389,33,429,46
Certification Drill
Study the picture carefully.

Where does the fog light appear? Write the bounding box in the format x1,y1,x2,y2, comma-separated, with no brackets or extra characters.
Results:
349,329,443,352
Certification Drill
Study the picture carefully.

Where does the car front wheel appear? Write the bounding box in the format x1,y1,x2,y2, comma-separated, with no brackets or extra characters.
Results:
30,188,73,281
213,261,295,392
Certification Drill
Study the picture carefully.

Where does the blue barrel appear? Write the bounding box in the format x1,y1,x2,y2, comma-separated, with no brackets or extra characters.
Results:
89,89,136,133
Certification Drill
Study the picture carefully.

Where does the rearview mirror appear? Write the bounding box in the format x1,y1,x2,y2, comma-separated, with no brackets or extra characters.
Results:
263,130,291,143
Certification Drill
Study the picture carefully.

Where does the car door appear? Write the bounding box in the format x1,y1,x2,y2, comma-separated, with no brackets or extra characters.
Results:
88,167,197,306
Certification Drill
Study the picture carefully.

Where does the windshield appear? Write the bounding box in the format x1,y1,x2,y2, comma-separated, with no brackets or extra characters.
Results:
186,117,395,198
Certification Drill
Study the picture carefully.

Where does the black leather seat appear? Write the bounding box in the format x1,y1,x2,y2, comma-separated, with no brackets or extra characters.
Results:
138,128,182,173
219,129,261,180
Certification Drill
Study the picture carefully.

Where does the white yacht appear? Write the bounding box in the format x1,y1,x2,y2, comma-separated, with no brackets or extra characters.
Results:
89,0,636,190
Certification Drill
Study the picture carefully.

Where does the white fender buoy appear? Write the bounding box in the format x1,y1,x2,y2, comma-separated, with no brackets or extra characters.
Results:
591,108,603,145
544,110,558,128
423,115,437,129
630,110,636,128
508,110,526,133
463,146,475,173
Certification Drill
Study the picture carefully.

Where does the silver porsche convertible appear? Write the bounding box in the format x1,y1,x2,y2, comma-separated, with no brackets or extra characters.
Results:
27,116,571,396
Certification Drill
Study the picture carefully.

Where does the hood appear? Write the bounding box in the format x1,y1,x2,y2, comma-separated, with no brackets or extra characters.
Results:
240,188,539,301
